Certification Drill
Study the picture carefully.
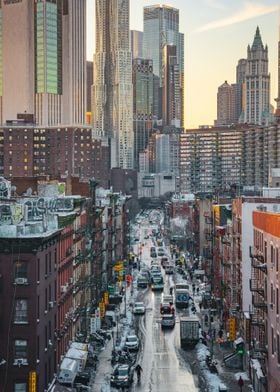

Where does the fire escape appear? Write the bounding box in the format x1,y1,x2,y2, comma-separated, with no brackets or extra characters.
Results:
203,211,213,280
249,246,268,369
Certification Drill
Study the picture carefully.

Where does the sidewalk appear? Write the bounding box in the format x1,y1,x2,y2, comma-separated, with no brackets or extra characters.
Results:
91,339,113,392
91,279,138,392
192,292,252,391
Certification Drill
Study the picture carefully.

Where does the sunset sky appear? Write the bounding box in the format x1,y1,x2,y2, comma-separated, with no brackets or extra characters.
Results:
87,0,279,129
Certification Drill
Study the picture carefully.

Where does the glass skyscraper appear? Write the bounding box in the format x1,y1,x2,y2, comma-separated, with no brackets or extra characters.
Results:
143,4,184,126
0,0,86,126
93,0,134,169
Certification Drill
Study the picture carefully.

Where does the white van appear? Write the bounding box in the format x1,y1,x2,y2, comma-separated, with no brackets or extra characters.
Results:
57,357,79,386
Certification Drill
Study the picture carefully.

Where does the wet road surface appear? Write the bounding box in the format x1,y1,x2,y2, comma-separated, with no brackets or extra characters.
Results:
131,216,198,392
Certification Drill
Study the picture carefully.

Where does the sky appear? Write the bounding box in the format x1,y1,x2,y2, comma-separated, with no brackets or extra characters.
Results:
86,0,279,129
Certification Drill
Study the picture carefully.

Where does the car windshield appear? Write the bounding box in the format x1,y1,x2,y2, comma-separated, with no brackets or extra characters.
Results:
117,368,128,376
127,336,137,342
135,303,144,307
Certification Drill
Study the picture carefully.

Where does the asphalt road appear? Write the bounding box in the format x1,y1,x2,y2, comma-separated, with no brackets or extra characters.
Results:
131,213,198,392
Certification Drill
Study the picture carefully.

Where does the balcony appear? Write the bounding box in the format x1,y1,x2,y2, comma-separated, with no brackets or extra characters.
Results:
250,247,265,269
250,279,265,296
252,295,267,309
250,316,265,328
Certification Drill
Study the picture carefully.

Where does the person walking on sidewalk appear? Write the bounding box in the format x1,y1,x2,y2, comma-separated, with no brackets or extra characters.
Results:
238,375,244,391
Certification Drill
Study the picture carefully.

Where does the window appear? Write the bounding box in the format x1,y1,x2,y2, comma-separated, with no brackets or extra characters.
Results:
14,340,28,362
14,383,27,392
37,259,40,282
48,252,51,274
14,300,28,324
277,335,280,364
277,248,279,272
14,261,28,284
45,254,48,276
277,288,279,315
272,327,275,354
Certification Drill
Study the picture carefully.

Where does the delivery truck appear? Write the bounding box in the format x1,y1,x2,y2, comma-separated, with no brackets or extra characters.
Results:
180,316,200,349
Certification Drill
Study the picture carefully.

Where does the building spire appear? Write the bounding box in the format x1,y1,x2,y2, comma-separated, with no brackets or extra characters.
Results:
251,26,264,50
275,12,280,120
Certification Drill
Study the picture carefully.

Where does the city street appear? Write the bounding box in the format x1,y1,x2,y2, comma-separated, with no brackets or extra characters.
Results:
130,213,198,392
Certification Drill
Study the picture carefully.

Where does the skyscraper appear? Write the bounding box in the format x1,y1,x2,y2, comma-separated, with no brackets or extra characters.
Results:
92,0,134,169
0,0,86,126
143,4,184,125
132,58,154,169
244,27,270,125
215,81,235,126
131,30,143,59
275,24,280,121
162,45,182,127
235,58,247,122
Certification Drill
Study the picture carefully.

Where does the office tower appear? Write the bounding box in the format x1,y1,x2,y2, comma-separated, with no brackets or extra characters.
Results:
92,0,133,169
86,61,93,113
131,30,143,59
0,0,86,126
215,81,236,126
244,27,270,125
235,59,247,122
143,5,184,125
275,23,280,121
155,134,170,173
132,58,154,169
162,45,182,127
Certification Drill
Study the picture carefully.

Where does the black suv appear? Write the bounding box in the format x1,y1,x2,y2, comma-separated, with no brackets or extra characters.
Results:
110,363,134,388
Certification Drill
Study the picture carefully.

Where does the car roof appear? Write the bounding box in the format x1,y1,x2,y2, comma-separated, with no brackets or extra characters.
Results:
127,334,137,338
117,364,129,370
135,302,144,306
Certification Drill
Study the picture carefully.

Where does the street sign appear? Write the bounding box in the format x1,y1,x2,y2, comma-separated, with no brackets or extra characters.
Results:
29,371,36,392
104,291,109,305
90,316,96,334
229,318,236,341
108,285,115,295
99,302,105,318
95,308,101,329
114,265,124,272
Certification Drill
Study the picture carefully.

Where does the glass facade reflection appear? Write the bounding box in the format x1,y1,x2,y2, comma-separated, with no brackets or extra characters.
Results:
35,1,62,94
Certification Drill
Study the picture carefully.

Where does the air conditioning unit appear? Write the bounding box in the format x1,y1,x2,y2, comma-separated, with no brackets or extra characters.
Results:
48,339,53,346
15,277,27,285
14,358,27,366
61,285,67,293
270,303,274,309
49,301,54,309
69,277,73,284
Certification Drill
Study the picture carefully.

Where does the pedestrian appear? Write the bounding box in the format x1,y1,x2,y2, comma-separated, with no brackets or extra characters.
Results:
238,375,244,391
199,302,202,310
196,287,200,295
169,286,173,295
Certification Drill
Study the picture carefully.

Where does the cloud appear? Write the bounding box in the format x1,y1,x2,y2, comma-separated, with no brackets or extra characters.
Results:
194,2,278,33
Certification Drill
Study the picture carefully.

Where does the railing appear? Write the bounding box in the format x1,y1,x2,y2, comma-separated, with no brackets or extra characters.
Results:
250,279,265,296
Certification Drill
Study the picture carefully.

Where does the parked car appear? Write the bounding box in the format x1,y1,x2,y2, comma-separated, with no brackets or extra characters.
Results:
110,364,134,388
125,335,139,351
133,302,146,315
